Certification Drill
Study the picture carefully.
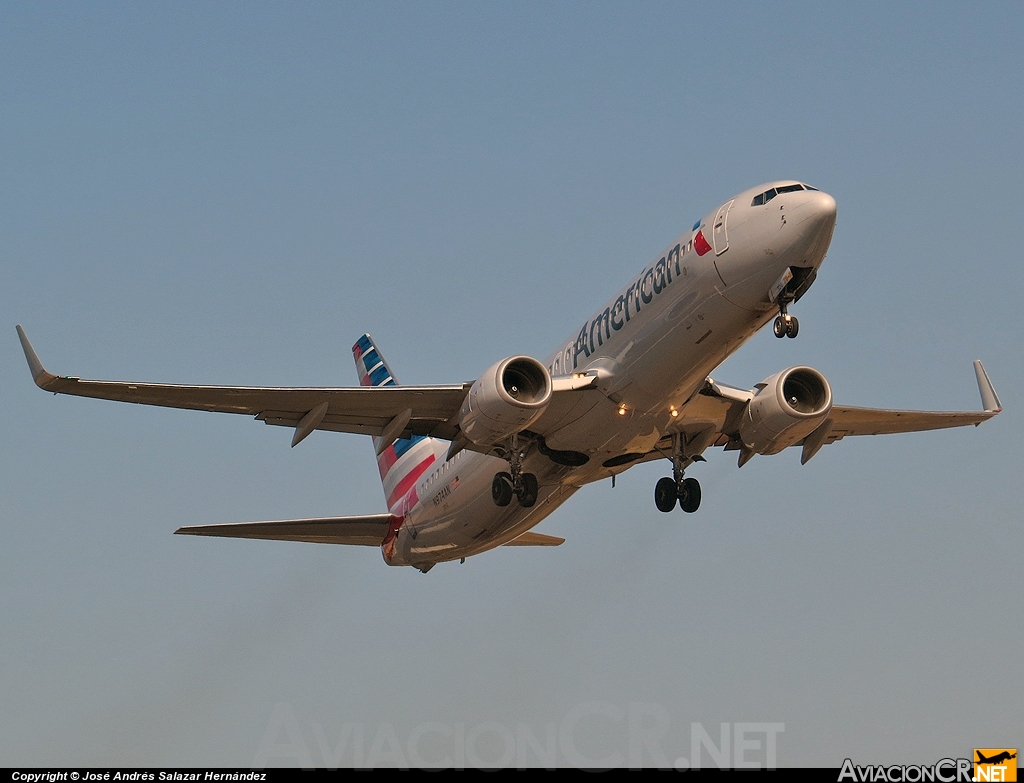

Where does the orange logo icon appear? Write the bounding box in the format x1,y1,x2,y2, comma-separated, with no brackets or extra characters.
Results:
974,749,1017,782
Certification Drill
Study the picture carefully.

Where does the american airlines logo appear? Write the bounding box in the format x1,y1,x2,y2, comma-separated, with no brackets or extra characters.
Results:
568,238,698,369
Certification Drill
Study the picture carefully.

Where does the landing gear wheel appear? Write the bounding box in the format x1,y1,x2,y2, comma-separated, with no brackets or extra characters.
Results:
773,316,787,338
679,477,702,513
517,473,539,508
786,316,799,339
492,472,514,507
655,477,678,513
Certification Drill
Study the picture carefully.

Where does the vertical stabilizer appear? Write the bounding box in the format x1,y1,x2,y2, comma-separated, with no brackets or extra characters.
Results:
352,334,439,513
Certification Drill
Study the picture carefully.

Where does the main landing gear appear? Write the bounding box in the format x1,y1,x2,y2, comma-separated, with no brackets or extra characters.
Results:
654,433,702,513
773,299,799,339
491,434,539,509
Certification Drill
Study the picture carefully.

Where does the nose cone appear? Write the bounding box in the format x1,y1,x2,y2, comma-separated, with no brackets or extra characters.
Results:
789,190,837,267
796,191,836,232
799,191,837,238
714,183,838,302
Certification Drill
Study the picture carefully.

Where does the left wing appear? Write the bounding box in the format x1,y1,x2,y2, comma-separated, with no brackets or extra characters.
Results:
647,361,1000,467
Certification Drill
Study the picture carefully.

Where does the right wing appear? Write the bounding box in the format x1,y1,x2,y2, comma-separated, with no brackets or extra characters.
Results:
17,325,470,441
175,514,395,546
17,326,597,448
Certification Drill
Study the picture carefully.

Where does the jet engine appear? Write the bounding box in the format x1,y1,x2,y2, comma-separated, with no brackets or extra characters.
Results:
458,356,553,446
738,366,832,455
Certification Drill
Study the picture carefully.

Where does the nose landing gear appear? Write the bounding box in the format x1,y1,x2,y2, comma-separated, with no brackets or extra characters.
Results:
654,433,702,513
773,293,799,339
773,312,799,339
491,434,539,509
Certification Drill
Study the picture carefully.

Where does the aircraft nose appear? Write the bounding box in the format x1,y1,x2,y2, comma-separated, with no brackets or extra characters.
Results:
798,191,837,235
788,190,837,269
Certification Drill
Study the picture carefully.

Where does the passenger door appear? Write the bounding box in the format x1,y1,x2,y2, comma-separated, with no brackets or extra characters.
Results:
711,200,733,255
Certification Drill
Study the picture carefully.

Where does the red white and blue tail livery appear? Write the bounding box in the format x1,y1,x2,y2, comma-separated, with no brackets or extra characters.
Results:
353,333,440,516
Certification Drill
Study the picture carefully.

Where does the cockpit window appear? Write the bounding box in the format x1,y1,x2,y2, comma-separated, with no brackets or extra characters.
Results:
751,184,805,206
804,184,819,191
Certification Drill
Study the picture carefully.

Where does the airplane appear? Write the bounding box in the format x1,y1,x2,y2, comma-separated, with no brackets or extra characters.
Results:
976,751,1016,765
16,180,1002,573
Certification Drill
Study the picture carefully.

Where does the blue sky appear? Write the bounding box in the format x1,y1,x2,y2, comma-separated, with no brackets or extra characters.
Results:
2,2,1022,768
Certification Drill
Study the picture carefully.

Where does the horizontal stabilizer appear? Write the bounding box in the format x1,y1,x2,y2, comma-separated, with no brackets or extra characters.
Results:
503,531,565,547
175,514,395,546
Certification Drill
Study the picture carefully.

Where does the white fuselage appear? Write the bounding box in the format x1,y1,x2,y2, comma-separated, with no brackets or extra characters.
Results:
386,182,838,568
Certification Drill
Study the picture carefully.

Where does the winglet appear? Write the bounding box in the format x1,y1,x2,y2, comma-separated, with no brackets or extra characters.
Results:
15,325,59,389
973,360,1001,413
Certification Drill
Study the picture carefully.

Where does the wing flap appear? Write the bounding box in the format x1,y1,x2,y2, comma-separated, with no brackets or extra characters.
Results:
175,514,395,546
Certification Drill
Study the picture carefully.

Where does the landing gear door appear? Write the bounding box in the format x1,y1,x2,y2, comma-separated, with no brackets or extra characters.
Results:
712,200,733,256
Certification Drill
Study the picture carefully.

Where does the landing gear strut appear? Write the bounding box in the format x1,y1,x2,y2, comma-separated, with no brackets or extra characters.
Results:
773,297,799,339
491,434,539,509
654,433,702,513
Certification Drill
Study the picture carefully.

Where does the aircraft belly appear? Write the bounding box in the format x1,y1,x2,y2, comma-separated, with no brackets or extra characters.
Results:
387,453,576,567
459,483,577,558
545,290,764,458
633,294,766,399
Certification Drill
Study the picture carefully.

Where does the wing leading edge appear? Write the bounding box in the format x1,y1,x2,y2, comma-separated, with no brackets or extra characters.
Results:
17,325,469,441
16,326,597,448
646,361,1000,468
795,359,1000,462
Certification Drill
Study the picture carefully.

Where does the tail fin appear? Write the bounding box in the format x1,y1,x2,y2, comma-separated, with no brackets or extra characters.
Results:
352,334,439,513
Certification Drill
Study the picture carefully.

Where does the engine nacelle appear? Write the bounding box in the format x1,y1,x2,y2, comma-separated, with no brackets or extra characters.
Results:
738,366,833,455
458,356,553,446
